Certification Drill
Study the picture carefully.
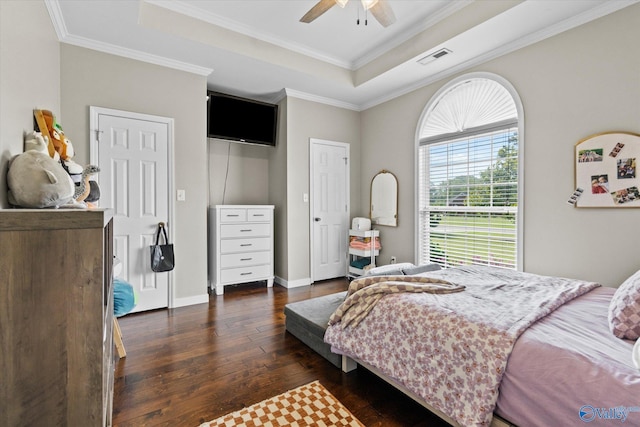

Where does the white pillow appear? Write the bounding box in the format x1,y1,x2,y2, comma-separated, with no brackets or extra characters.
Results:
366,263,414,276
633,339,640,370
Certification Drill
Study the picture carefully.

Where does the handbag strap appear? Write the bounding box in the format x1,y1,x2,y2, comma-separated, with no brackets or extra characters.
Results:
154,222,169,245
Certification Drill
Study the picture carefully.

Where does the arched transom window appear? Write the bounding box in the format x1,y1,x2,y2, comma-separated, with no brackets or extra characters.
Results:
417,75,521,269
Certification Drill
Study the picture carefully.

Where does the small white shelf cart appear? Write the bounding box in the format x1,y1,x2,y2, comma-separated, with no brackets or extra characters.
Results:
348,229,380,277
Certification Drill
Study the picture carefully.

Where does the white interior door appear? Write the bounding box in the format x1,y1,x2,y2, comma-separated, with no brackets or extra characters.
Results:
311,139,349,282
91,107,172,313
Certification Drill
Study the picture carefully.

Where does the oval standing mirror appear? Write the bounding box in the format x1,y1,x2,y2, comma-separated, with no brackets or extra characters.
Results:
370,170,398,227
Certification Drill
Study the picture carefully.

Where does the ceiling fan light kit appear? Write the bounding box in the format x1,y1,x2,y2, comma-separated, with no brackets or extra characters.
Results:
300,0,395,27
361,0,380,10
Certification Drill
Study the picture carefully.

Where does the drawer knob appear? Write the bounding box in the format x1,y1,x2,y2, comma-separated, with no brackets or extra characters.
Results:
240,243,252,247
240,229,252,232
240,272,253,276
240,258,253,261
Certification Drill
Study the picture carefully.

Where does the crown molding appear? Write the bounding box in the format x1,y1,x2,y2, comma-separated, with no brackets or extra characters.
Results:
146,0,352,70
44,0,68,40
45,0,212,77
63,34,214,76
360,0,638,111
45,0,637,113
283,89,361,112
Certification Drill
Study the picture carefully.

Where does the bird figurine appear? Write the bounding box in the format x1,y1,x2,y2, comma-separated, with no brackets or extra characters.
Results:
74,164,101,203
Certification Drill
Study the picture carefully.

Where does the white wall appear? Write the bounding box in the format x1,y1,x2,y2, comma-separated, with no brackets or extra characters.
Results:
0,0,60,209
361,4,640,287
60,44,209,305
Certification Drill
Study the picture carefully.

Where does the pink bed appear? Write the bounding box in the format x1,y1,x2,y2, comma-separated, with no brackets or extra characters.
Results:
324,266,640,427
496,286,640,426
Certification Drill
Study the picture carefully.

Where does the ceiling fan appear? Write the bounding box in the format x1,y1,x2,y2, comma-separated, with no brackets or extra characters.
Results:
300,0,397,27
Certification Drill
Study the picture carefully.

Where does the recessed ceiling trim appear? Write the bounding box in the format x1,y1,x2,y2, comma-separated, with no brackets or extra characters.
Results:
359,0,637,111
46,0,638,113
284,88,361,111
352,0,472,69
146,0,352,70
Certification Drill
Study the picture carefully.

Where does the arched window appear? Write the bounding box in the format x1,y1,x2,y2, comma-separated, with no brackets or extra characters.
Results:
416,73,523,269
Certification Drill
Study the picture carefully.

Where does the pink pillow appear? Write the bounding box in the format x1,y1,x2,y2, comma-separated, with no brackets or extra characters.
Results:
608,270,640,340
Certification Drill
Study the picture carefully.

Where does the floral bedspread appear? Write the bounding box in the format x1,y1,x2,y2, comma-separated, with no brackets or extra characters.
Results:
328,274,465,329
324,265,600,427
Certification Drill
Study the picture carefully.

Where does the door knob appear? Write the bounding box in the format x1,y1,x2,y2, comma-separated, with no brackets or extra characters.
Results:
314,217,321,222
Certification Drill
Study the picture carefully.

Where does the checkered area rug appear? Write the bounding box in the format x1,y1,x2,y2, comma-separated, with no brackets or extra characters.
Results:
199,380,364,427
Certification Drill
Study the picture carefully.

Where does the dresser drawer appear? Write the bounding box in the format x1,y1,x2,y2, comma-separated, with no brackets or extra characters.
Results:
220,251,270,268
220,223,271,238
210,205,274,294
220,237,270,253
221,264,272,284
219,209,247,223
247,209,272,222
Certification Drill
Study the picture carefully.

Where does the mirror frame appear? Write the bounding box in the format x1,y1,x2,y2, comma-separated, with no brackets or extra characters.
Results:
370,169,398,227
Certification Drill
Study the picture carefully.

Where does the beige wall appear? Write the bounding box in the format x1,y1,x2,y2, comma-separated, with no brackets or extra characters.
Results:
361,90,431,266
361,4,640,287
5,0,637,295
0,0,60,209
60,44,209,305
208,139,271,205
269,98,289,282
282,97,361,283
207,95,361,284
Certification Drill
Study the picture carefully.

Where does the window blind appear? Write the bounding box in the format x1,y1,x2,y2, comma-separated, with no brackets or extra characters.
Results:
418,127,518,269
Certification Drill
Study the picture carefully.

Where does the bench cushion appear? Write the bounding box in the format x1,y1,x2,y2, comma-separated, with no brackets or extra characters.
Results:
284,291,347,368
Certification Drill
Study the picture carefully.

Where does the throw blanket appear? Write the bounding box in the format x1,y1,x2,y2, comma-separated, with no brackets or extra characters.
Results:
324,265,600,427
328,275,465,329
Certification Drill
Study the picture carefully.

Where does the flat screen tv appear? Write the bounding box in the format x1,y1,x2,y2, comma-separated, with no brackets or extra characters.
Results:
207,91,278,146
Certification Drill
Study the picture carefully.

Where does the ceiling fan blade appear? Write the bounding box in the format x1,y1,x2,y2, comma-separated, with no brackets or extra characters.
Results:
300,0,337,23
369,0,396,27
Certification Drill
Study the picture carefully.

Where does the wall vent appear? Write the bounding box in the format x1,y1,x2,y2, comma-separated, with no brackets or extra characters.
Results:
417,48,452,65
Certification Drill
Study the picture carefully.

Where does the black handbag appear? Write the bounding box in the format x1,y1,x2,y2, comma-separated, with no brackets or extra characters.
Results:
150,222,175,272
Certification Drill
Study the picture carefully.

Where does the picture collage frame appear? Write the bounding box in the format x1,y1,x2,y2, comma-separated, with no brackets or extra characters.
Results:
574,132,640,208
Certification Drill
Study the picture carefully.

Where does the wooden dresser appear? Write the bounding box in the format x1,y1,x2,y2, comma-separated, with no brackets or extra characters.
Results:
0,209,115,427
209,205,274,295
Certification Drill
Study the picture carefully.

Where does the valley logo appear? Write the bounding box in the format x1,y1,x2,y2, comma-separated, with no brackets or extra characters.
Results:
579,405,640,423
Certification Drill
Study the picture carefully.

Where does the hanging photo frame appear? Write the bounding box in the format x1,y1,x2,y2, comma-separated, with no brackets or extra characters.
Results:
574,132,640,208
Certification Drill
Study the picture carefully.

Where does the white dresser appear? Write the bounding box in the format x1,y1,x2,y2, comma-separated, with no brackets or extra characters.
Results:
209,205,274,295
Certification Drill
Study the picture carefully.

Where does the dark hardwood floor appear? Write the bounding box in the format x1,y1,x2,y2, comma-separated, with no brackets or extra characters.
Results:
113,279,450,426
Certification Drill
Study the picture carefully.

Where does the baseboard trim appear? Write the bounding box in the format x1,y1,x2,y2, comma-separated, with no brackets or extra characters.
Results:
171,293,209,308
275,276,312,289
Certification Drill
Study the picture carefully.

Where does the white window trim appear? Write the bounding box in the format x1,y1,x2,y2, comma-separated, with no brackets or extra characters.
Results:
414,72,525,271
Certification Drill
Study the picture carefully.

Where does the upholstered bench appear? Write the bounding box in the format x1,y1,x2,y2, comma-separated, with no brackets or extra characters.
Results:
284,291,347,369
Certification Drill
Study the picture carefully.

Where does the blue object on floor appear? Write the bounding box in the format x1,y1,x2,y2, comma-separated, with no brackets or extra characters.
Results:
113,277,136,317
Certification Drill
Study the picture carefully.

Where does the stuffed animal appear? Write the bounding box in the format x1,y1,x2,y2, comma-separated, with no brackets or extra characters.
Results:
74,165,100,203
7,131,75,208
24,130,59,160
84,181,101,203
33,109,83,175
